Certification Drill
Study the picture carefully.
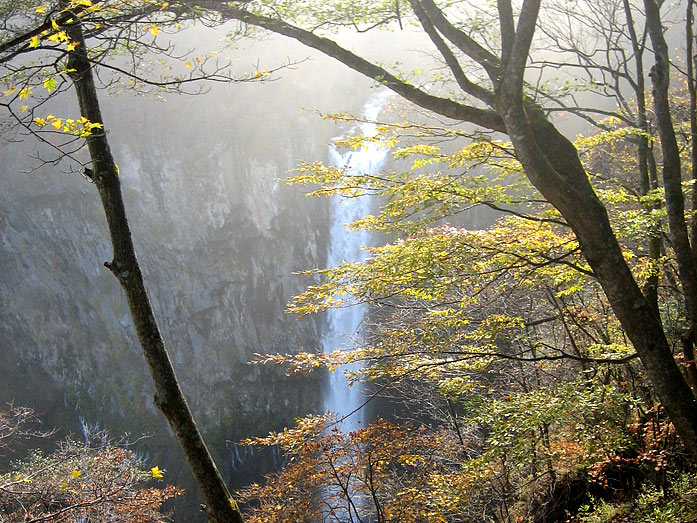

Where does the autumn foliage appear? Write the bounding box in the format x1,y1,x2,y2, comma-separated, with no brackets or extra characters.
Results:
0,406,182,522
241,81,697,520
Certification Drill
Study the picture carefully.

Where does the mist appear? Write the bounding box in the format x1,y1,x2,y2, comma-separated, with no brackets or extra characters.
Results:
2,2,695,520
0,26,413,518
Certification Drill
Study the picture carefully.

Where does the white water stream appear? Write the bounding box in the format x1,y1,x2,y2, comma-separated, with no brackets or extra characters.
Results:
322,90,393,433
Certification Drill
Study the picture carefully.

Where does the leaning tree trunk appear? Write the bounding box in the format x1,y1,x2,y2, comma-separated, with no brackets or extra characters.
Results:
510,108,697,462
62,7,244,523
498,0,697,461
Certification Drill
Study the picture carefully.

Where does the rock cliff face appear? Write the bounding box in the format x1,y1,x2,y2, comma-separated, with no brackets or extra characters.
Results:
0,63,369,515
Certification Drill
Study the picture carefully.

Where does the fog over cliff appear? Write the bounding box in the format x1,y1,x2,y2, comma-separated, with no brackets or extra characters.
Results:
0,32,388,518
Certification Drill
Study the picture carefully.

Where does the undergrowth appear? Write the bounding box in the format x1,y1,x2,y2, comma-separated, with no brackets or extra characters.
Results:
576,472,697,523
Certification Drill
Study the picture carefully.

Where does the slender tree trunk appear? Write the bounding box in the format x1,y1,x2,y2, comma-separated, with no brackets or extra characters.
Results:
645,0,697,396
684,0,697,392
687,0,697,264
623,0,661,318
644,0,697,319
62,7,243,522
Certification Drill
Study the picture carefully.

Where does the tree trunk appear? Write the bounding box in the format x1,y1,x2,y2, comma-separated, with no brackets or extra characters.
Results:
62,7,243,522
622,0,661,318
520,113,697,461
497,0,697,458
686,0,697,265
644,0,697,396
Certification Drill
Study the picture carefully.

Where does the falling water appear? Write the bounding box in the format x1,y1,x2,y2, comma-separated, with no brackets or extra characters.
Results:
322,90,393,433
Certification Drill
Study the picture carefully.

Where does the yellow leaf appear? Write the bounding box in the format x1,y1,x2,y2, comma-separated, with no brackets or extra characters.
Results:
51,19,59,30
52,119,63,130
59,482,68,491
34,117,46,127
29,36,40,48
149,25,160,36
20,105,28,112
19,87,31,99
151,465,164,478
66,41,78,51
35,5,46,13
185,60,191,68
71,469,81,478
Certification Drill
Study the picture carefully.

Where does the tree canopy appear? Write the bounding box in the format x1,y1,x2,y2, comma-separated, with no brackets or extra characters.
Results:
5,0,697,520
224,0,697,520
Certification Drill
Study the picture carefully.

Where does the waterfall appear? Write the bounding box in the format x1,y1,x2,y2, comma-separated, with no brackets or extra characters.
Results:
322,90,393,432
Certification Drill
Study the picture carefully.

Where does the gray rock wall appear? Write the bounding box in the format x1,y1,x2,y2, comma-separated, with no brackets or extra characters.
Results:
0,66,371,516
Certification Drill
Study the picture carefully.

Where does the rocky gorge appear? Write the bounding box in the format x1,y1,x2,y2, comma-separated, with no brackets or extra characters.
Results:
0,45,375,517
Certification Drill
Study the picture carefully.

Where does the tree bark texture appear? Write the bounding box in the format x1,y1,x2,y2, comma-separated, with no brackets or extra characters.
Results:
62,8,243,523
